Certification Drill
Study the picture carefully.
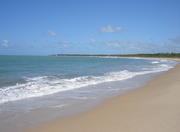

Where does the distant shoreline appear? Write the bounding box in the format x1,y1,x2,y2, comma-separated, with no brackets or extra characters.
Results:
50,53,180,62
1,53,180,59
50,53,180,58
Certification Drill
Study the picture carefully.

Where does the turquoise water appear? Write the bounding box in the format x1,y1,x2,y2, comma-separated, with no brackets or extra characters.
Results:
0,55,177,132
0,55,176,104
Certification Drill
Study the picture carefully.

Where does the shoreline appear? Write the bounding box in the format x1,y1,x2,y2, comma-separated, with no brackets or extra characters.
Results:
24,59,180,132
53,55,180,62
94,56,180,61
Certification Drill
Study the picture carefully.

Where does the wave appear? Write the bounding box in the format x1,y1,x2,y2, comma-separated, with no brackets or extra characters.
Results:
151,61,160,64
0,63,174,104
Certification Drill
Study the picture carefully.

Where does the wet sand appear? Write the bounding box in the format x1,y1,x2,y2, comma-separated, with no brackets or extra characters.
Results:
25,62,180,132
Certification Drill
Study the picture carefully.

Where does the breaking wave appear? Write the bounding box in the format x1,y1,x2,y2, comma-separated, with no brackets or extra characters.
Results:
0,63,174,104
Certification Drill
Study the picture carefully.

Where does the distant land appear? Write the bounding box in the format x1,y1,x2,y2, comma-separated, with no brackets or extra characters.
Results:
50,53,180,58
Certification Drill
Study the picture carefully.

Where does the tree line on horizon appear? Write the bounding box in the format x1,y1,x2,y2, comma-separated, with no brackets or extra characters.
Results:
52,53,180,58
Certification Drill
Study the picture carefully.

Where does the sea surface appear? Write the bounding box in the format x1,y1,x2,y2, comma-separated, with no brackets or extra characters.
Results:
0,55,177,132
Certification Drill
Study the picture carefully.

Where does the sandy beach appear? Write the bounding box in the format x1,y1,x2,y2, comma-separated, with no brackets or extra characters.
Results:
1,0,180,131
24,61,180,132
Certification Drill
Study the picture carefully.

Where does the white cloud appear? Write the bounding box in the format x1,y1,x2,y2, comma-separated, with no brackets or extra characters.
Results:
1,40,9,47
48,30,57,37
100,25,124,32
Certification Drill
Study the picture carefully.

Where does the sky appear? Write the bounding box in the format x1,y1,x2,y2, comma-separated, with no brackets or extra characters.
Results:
0,0,180,55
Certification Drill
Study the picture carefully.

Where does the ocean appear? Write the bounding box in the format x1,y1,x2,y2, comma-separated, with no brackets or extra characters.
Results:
0,55,177,132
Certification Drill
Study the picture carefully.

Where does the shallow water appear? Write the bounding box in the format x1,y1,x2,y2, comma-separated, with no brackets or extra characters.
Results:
0,56,177,132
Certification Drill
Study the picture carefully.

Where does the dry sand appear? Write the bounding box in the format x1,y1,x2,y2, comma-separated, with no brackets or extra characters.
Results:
25,63,180,132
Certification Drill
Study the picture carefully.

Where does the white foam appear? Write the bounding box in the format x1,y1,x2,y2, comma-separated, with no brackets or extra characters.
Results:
51,104,67,108
0,63,174,104
151,61,160,64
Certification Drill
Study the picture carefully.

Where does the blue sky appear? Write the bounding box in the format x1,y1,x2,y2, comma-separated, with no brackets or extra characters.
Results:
0,0,180,55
